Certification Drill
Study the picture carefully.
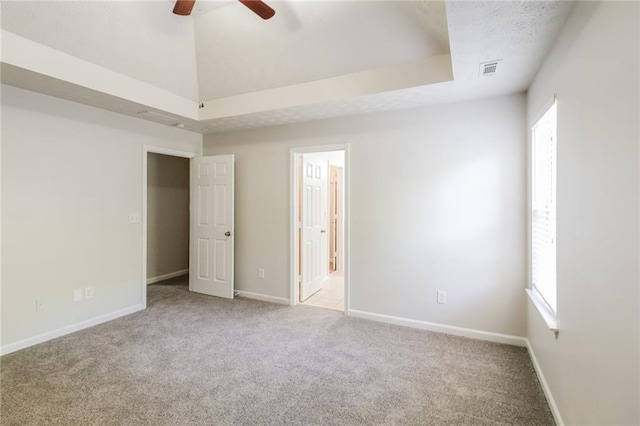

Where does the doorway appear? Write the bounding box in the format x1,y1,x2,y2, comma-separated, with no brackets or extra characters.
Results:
142,147,236,307
141,145,196,309
290,146,348,313
146,152,190,288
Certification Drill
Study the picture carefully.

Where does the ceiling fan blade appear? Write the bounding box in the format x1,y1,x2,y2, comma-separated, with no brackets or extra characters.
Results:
238,0,275,20
173,0,196,16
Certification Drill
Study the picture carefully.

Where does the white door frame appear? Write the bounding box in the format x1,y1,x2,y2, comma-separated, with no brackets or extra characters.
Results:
290,144,350,314
141,145,197,309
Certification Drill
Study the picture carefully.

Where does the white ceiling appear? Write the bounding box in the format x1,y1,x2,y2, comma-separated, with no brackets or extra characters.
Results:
1,0,200,101
194,0,449,99
0,0,574,134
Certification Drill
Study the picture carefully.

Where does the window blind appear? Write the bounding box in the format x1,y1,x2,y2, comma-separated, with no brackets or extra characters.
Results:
532,102,557,313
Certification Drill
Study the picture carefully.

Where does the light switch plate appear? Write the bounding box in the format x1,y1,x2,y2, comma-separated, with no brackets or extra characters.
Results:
84,287,94,299
73,288,83,302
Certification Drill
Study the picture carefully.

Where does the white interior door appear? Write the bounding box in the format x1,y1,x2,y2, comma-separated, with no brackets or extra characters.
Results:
190,155,234,299
300,156,328,301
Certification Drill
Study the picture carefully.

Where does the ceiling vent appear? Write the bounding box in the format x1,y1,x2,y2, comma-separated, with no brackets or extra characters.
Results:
136,110,179,124
479,60,502,77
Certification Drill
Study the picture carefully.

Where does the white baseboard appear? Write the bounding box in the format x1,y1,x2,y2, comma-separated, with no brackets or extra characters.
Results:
526,339,564,425
0,304,144,356
236,291,289,305
146,269,188,285
348,309,527,347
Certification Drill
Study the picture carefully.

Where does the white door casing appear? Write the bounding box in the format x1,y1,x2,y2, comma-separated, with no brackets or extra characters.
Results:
329,166,338,271
190,155,234,299
290,144,349,312
300,156,328,301
335,167,344,272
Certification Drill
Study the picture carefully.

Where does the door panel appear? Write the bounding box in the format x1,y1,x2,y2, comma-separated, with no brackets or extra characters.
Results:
190,155,234,299
300,156,328,301
197,238,209,279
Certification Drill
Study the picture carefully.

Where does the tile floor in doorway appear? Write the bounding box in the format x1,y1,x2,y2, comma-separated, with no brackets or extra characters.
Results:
301,272,344,312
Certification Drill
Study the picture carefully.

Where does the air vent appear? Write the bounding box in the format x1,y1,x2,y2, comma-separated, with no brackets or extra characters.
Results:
479,60,502,77
136,110,179,124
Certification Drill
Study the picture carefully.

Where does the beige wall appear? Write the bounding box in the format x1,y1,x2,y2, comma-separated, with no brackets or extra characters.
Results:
146,153,190,280
527,2,639,424
205,94,528,338
1,85,202,351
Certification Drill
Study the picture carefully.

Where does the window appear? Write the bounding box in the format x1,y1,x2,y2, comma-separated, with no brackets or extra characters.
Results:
532,101,557,313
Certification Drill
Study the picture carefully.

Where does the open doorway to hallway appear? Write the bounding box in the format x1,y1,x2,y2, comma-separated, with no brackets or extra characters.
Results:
295,150,346,312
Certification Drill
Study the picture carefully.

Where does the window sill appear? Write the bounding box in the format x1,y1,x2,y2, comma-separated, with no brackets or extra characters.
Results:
526,288,559,336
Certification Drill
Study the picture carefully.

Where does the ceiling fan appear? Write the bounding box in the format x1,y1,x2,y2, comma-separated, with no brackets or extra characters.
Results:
173,0,275,19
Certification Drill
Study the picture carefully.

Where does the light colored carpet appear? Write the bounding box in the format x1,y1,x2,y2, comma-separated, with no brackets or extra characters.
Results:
1,277,554,425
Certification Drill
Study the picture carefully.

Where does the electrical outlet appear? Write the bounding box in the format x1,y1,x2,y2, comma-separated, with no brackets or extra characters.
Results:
437,290,447,304
129,213,140,224
258,268,265,279
73,288,83,302
84,287,95,299
35,299,45,311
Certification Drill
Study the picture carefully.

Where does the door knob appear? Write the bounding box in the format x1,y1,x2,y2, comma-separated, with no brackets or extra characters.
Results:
225,231,231,236
321,230,326,233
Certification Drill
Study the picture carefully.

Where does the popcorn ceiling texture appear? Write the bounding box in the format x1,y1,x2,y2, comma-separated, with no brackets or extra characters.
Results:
447,0,573,82
196,84,447,133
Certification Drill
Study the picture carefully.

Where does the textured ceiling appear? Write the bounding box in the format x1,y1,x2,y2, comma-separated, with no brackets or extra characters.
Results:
0,0,574,134
446,0,572,83
192,0,574,133
194,1,449,99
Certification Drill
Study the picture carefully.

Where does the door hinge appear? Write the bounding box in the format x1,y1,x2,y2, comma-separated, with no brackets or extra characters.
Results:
297,221,303,229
